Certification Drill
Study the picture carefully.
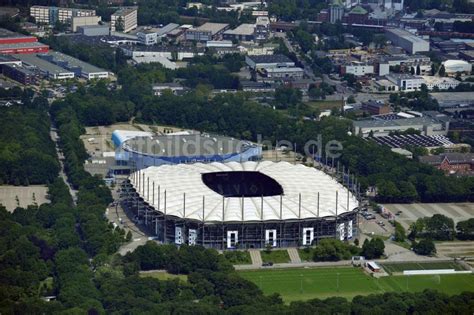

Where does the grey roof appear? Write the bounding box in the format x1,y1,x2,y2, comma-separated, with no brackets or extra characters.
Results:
430,92,474,106
156,23,180,36
46,51,108,74
224,23,255,36
247,54,293,64
194,23,229,35
420,153,474,165
12,53,73,75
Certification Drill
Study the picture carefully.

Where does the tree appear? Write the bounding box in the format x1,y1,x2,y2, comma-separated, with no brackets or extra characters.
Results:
439,64,446,77
115,16,124,32
456,218,474,240
413,239,436,255
361,238,384,259
274,86,302,109
416,65,421,75
394,222,406,242
346,95,356,104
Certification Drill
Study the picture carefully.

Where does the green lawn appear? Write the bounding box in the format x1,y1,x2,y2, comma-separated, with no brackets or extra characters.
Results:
139,271,188,282
223,250,252,265
298,248,313,262
239,267,474,302
261,250,290,263
381,261,466,274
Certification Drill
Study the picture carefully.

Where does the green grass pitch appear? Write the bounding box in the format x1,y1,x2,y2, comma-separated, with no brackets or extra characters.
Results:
238,267,474,302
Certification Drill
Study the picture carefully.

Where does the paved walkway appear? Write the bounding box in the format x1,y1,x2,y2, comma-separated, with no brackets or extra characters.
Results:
249,249,262,265
287,248,302,263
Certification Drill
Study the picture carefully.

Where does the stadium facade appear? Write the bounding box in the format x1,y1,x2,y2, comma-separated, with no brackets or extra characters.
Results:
120,161,359,249
113,130,262,171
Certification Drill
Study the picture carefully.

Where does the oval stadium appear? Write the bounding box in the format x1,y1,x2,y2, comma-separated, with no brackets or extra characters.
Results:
120,161,359,249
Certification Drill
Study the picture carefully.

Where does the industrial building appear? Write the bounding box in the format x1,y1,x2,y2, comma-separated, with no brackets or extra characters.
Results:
223,24,256,42
386,73,424,91
111,7,138,33
385,28,430,54
40,51,109,79
245,54,295,70
0,30,49,54
1,64,37,85
120,161,359,249
13,53,74,80
185,23,230,41
113,131,262,171
30,5,96,25
353,112,450,137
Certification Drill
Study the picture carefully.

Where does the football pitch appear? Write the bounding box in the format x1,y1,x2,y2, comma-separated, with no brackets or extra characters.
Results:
238,267,474,302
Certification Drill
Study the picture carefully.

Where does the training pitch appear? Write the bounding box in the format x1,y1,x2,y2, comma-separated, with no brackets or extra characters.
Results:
238,267,474,302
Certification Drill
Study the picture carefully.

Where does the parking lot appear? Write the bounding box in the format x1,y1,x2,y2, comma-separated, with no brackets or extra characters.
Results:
382,203,474,230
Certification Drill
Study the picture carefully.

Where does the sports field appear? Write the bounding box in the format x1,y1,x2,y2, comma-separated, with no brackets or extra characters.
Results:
239,267,474,302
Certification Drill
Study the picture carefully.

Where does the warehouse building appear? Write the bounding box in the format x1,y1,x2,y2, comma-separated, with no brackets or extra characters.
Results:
0,30,49,54
39,51,109,79
12,53,74,80
223,23,256,42
353,115,450,137
245,54,295,70
185,23,230,41
385,28,430,54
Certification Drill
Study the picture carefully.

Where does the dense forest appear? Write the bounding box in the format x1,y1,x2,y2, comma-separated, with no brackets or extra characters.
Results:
0,91,59,185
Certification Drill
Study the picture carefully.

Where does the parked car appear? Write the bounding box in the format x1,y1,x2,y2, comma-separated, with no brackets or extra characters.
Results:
262,262,273,267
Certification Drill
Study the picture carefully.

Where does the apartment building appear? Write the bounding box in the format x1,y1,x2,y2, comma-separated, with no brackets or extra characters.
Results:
30,6,96,25
111,7,137,33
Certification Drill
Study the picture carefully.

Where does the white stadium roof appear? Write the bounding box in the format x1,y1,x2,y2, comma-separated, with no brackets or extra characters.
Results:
130,161,359,223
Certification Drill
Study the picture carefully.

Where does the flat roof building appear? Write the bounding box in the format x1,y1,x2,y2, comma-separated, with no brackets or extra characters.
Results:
71,15,101,32
223,23,255,41
385,28,430,54
353,114,450,137
13,53,74,80
30,5,96,25
245,54,294,70
41,51,109,79
111,7,137,33
1,64,37,85
185,22,230,41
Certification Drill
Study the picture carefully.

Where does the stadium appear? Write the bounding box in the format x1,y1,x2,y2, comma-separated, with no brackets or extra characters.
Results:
120,161,359,249
113,130,262,171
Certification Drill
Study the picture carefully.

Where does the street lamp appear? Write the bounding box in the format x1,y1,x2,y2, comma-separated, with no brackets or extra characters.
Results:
300,274,303,294
337,273,340,292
